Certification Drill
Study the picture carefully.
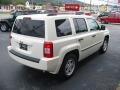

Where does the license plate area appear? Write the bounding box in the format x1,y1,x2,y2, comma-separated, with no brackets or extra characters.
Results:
19,43,28,51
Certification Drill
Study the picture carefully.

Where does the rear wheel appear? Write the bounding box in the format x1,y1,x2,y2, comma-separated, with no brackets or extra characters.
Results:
99,38,109,53
101,20,108,24
0,23,9,32
59,53,78,79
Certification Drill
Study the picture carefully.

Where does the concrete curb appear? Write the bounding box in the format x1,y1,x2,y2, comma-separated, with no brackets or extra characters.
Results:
110,23,120,25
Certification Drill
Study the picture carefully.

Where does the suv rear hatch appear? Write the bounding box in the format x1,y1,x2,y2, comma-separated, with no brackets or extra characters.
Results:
11,18,45,61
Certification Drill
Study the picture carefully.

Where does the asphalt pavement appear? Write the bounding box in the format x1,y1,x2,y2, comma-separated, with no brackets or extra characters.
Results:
0,24,120,90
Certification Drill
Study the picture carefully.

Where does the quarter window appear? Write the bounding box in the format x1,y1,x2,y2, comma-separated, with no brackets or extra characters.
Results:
55,19,72,37
87,19,100,31
73,18,88,33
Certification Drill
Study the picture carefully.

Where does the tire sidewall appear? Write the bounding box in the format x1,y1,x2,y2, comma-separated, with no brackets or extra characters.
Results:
0,23,9,32
59,53,78,79
100,38,109,53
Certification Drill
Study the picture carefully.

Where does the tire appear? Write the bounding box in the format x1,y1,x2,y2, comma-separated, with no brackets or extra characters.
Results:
99,38,109,53
0,23,9,32
101,21,108,24
105,21,108,24
101,21,105,24
59,53,78,79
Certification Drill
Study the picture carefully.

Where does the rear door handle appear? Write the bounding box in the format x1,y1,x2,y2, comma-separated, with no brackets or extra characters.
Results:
78,38,84,42
92,35,96,37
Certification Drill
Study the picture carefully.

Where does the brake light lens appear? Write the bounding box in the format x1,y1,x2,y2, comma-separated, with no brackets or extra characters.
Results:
44,41,53,58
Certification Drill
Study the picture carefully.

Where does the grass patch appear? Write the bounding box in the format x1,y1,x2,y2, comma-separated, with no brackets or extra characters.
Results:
0,12,10,15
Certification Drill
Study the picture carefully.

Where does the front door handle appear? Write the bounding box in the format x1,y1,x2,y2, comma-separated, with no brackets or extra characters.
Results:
78,38,84,42
92,35,96,37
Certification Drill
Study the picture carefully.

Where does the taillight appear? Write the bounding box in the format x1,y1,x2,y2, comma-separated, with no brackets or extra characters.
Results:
9,33,12,45
44,41,53,58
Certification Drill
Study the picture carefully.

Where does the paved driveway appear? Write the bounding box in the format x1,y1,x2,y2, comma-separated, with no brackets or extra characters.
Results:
0,24,120,90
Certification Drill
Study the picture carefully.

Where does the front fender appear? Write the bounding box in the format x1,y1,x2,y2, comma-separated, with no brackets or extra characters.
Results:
0,20,11,27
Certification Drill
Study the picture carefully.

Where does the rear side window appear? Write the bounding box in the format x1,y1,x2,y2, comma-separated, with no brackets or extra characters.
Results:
13,19,45,38
73,18,88,33
55,19,72,37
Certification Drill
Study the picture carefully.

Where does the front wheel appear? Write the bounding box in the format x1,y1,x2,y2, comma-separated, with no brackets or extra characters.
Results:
59,53,78,79
99,38,109,53
0,23,9,32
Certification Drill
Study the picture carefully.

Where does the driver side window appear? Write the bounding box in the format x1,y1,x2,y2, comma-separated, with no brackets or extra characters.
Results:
87,19,100,31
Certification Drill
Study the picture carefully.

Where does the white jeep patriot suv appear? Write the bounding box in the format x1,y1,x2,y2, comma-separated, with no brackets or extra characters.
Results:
8,14,109,78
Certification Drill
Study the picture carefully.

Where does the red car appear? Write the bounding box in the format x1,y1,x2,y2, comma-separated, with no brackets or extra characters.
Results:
99,13,120,24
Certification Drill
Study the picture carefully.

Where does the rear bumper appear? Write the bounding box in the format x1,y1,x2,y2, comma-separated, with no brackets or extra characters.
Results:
9,49,40,63
8,46,60,74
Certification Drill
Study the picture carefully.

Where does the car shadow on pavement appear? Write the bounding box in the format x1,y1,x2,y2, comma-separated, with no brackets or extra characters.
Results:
77,51,100,69
15,51,101,90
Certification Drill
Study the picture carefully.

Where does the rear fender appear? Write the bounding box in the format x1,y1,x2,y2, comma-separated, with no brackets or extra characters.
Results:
55,43,81,74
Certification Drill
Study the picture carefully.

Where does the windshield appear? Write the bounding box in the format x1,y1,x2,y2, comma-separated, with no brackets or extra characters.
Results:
15,11,24,16
12,19,45,38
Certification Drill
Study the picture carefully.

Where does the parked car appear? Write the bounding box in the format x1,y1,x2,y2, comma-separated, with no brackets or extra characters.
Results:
8,14,109,78
98,12,120,24
75,11,84,15
97,12,110,18
58,11,84,15
0,10,39,32
38,9,58,14
84,11,91,16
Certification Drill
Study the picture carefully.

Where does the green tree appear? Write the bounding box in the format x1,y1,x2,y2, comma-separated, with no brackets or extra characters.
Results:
11,0,26,4
0,0,26,4
0,0,11,4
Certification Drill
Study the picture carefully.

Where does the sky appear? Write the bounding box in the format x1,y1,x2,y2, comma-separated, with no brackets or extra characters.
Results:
78,0,118,5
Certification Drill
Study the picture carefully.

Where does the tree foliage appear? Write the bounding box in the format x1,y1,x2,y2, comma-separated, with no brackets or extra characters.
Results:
0,0,26,4
0,0,11,4
12,0,26,4
0,0,82,5
0,0,59,5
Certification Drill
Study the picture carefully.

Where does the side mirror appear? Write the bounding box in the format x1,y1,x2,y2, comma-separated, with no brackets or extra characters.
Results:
100,25,106,30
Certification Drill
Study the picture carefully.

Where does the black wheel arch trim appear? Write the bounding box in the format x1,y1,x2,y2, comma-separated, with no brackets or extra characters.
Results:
0,20,11,27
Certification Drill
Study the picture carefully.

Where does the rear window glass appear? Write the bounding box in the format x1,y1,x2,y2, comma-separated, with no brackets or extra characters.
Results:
55,19,72,37
12,19,45,38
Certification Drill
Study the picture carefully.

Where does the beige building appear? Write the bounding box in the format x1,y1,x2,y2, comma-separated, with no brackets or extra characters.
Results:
0,4,25,11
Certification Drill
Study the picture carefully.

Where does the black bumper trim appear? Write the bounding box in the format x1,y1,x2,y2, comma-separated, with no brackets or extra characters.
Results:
9,49,40,63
